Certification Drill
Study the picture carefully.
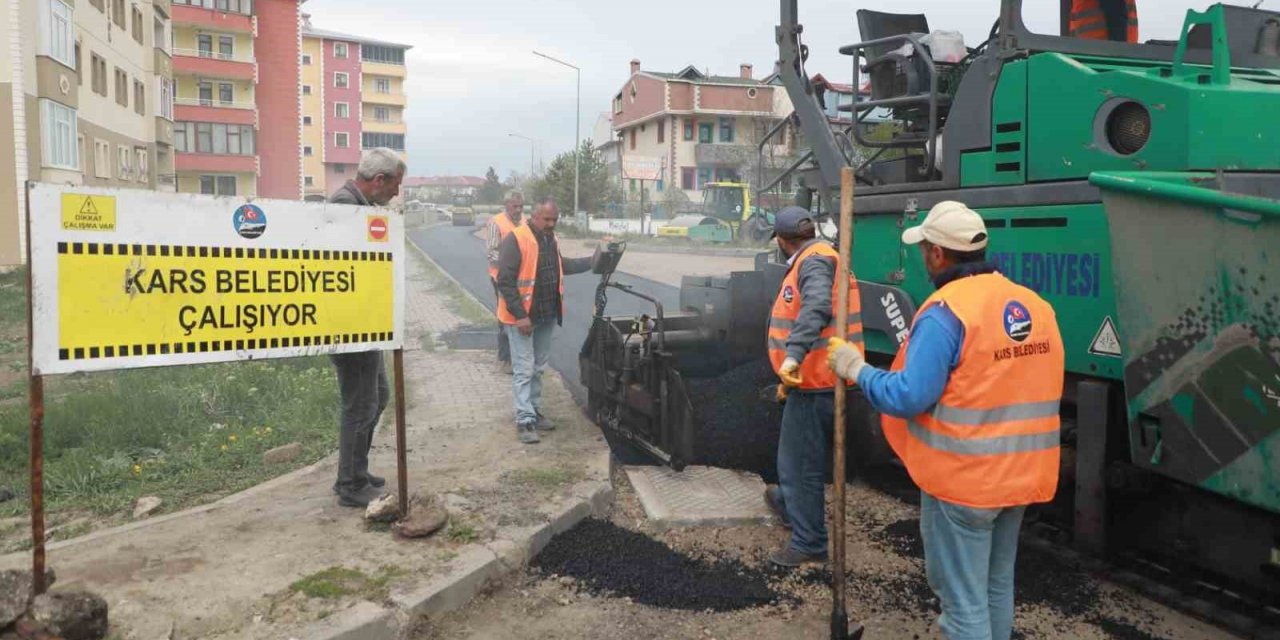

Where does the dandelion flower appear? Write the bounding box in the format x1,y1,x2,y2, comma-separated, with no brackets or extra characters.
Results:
220,444,228,452
229,434,239,442
131,464,142,475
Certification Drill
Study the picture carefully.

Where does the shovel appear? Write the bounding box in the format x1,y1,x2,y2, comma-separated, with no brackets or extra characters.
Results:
831,167,865,640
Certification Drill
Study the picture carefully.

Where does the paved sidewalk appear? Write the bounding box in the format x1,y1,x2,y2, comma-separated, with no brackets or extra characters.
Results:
0,250,611,639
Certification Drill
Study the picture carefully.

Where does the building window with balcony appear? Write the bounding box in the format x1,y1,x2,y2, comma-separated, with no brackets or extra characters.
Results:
361,132,404,150
219,82,233,105
680,167,694,191
374,106,389,122
301,54,312,65
698,123,713,144
39,0,75,69
304,145,313,156
683,119,694,141
334,72,349,89
40,99,79,170
361,45,404,65
719,118,734,143
375,77,390,93
335,132,349,148
218,35,233,60
132,7,144,44
160,78,174,119
302,85,312,96
199,175,237,196
334,42,348,59
197,34,212,57
198,80,212,105
115,68,129,108
175,122,255,154
335,102,349,119
154,17,166,54
133,80,145,115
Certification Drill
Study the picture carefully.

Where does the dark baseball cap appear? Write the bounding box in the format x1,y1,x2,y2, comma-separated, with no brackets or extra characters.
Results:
771,206,814,237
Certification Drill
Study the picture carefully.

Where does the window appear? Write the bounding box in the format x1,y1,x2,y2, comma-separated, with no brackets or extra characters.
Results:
612,94,622,114
154,17,166,53
302,84,312,96
361,132,404,150
334,163,347,175
333,42,348,58
361,44,404,65
198,81,212,105
115,68,129,107
218,35,233,60
335,102,349,118
197,34,212,57
117,144,132,179
301,54,312,65
683,119,694,141
304,176,314,187
160,78,173,119
40,0,75,69
136,148,148,182
40,99,78,170
199,175,237,196
629,128,636,150
374,77,390,93
680,167,694,191
715,168,739,182
218,82,233,105
303,145,313,156
94,139,110,177
719,118,735,143
655,179,664,192
374,106,389,122
698,123,714,144
334,72,348,89
335,132,349,148
111,0,125,28
90,54,107,96
303,115,312,125
133,79,145,115
132,7,144,44
175,121,255,154
697,168,713,189
657,121,664,144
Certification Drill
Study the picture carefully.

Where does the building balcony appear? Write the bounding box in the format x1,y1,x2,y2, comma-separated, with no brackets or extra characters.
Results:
176,152,257,174
175,98,256,125
695,143,756,166
361,61,406,78
173,50,255,81
154,48,173,77
155,117,174,147
362,119,404,134
171,4,253,32
153,0,171,18
361,92,405,107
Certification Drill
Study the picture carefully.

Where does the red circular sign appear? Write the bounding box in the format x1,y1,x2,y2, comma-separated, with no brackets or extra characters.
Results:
368,217,388,240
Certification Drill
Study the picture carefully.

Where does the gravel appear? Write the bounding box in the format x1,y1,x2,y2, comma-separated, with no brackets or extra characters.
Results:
531,518,788,612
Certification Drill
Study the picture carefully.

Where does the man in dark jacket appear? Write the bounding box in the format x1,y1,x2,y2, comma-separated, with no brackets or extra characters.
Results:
494,197,593,444
329,147,405,507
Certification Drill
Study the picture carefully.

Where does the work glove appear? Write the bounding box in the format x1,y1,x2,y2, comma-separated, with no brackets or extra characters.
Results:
778,357,803,388
775,383,789,404
827,337,867,382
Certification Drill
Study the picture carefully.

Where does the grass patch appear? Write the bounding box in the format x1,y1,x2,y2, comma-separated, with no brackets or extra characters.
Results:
0,265,347,552
507,466,582,490
289,565,407,601
409,249,494,327
446,519,479,544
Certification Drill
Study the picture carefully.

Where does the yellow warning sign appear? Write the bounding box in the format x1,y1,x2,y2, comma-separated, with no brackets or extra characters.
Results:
60,194,117,232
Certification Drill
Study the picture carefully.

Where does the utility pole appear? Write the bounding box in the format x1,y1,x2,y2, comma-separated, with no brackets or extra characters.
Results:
508,133,537,182
532,50,580,216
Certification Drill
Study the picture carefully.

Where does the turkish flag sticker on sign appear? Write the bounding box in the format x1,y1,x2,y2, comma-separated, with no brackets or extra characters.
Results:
367,215,389,242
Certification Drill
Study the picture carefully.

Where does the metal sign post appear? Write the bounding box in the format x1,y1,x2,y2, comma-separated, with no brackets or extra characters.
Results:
393,349,409,517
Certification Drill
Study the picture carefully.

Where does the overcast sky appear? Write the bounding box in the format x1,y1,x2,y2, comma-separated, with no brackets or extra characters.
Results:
303,0,1198,178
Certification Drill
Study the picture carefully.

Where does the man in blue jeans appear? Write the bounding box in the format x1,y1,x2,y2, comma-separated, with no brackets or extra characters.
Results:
494,197,594,444
828,201,1064,639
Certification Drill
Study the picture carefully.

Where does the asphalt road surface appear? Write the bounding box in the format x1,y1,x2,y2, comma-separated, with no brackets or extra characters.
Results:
407,224,681,403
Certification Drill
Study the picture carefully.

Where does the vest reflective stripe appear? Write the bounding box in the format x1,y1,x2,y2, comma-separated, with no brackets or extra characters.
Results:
880,272,1065,509
487,214,521,280
1069,0,1138,42
495,225,564,325
767,241,864,391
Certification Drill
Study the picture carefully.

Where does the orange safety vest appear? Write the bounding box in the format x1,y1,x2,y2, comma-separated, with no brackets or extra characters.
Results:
881,272,1065,509
495,224,563,325
767,241,864,392
487,213,523,280
1069,0,1138,42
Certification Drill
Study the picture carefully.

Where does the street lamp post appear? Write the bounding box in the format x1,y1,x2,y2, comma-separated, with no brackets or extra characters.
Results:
508,133,537,181
532,50,580,216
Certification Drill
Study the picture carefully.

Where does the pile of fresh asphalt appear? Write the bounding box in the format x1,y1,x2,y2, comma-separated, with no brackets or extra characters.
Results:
685,358,783,483
531,518,788,611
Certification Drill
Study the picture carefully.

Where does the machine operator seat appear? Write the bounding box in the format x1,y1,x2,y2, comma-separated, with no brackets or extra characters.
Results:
855,10,931,101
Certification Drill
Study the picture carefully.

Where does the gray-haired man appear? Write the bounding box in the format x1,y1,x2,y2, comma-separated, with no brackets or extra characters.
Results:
329,147,405,507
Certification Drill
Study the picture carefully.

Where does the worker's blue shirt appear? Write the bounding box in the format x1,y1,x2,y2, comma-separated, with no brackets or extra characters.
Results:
854,262,999,419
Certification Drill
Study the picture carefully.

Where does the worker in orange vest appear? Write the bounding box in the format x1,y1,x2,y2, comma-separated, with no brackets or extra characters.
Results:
485,192,526,374
495,197,595,444
827,201,1064,639
764,206,864,568
1069,0,1138,42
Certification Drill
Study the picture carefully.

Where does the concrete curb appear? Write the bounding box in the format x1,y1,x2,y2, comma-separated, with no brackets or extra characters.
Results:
301,479,615,640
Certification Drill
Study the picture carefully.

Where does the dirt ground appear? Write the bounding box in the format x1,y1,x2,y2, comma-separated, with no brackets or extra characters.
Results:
411,465,1236,640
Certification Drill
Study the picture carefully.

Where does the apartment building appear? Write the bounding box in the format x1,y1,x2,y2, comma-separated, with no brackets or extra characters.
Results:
1,0,175,265
170,0,301,200
300,16,409,200
611,59,795,206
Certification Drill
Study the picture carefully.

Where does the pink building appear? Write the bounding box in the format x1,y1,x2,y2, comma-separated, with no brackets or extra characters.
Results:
322,37,363,190
254,0,303,199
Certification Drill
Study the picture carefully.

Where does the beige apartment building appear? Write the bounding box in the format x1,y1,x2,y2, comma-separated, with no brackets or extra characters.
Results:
1,0,175,265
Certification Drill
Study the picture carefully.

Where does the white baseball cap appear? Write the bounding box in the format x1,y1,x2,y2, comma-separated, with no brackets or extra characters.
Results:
901,201,989,251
